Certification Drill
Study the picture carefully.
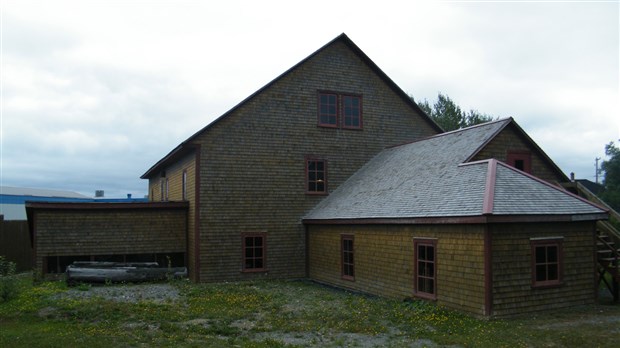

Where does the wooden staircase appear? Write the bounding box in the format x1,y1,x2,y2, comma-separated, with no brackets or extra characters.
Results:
597,224,619,302
562,180,620,302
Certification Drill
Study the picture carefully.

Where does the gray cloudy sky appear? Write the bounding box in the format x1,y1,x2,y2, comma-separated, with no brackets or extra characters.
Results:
1,0,619,198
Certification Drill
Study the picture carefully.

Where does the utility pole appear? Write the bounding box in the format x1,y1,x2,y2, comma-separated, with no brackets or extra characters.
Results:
595,157,601,184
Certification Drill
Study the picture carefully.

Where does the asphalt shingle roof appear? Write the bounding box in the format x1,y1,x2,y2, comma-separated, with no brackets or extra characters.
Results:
304,119,607,222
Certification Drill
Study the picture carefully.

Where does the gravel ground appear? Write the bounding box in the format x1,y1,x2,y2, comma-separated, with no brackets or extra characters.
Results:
55,283,180,304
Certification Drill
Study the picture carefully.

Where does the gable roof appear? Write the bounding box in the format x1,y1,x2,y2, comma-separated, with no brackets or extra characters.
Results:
141,33,442,179
303,120,607,224
463,118,569,183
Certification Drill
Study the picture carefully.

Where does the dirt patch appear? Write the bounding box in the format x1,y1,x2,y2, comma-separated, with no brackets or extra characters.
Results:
54,283,180,304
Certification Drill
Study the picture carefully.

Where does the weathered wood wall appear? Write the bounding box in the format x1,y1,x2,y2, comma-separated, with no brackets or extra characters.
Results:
472,124,565,184
150,40,439,282
491,221,596,317
149,152,198,280
31,202,188,275
308,224,487,316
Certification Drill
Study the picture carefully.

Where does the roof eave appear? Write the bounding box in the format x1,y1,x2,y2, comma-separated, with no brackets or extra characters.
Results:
303,212,608,225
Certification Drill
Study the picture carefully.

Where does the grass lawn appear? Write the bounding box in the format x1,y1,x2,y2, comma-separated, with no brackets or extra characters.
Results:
1,275,618,347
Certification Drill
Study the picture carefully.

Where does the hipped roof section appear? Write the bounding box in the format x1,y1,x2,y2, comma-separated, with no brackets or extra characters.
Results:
303,119,607,224
141,33,442,179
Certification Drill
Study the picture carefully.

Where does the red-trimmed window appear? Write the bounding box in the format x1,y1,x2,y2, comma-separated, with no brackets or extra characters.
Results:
414,239,437,299
306,158,327,194
341,235,354,280
242,233,266,272
318,93,338,127
342,95,362,129
317,91,363,129
507,150,532,173
531,238,563,287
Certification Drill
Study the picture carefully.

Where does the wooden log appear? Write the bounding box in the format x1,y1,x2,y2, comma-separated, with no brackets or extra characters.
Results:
66,264,187,284
71,261,160,268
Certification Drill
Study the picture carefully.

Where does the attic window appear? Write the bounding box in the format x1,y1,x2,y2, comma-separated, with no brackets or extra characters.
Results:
318,92,362,130
507,150,532,173
318,93,338,127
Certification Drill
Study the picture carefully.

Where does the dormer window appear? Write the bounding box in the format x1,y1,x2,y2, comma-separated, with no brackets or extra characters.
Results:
318,92,362,130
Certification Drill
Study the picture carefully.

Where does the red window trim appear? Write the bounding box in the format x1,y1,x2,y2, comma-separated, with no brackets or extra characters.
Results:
341,234,355,281
414,238,437,300
317,91,363,130
242,233,267,273
507,150,532,173
530,237,563,288
305,156,327,195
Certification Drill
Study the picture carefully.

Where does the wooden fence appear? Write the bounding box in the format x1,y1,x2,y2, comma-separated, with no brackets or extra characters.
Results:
0,220,32,272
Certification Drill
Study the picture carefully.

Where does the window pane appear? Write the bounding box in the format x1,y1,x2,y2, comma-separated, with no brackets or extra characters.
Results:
547,246,557,262
535,246,546,263
515,159,525,171
548,264,558,280
427,246,434,262
427,263,434,277
245,237,254,247
536,265,547,281
245,248,253,258
418,261,426,276
418,245,426,260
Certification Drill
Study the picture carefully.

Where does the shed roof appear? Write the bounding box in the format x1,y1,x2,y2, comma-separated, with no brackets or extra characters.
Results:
303,120,607,224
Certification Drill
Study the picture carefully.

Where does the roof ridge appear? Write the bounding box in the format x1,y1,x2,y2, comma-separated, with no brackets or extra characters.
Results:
482,159,498,215
386,117,512,150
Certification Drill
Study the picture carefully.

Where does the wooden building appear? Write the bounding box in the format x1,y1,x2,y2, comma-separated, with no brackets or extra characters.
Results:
28,34,612,316
303,121,607,316
27,202,188,274
140,33,442,282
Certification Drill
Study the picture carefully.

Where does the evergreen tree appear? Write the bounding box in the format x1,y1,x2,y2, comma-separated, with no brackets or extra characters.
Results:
601,141,620,212
414,92,495,131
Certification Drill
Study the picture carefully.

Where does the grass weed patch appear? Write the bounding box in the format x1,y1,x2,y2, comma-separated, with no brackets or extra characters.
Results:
1,278,618,347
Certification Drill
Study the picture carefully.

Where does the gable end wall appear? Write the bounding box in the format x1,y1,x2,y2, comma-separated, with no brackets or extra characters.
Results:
191,41,438,282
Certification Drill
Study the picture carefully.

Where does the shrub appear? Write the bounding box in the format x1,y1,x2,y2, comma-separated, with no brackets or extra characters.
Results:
0,255,19,302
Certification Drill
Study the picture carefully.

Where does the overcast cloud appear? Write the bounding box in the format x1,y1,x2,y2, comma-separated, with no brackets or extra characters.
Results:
1,0,618,198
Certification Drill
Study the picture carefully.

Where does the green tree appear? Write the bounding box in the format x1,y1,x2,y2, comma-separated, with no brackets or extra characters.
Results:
600,141,620,212
414,92,495,131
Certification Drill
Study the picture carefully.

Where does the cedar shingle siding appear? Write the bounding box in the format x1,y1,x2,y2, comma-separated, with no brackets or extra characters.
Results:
472,124,565,184
31,203,188,274
308,224,487,315
491,222,597,317
148,38,438,282
309,221,599,317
